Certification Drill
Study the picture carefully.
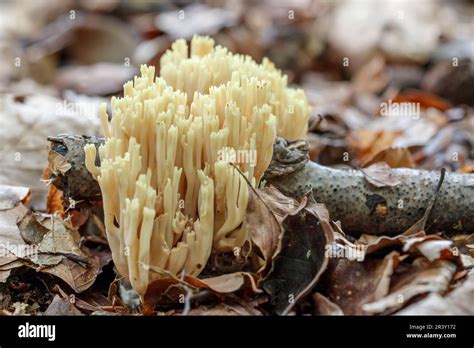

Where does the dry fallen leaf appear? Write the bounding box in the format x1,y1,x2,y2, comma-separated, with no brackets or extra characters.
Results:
263,194,333,315
0,190,102,293
322,251,402,315
45,294,83,315
361,162,402,187
42,256,101,293
245,186,308,275
244,188,283,275
313,292,344,315
396,272,474,315
362,259,457,314
363,147,415,168
347,129,400,165
142,272,260,315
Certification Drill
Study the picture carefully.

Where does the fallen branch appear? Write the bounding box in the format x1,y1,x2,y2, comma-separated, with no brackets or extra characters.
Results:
264,138,474,235
46,135,474,236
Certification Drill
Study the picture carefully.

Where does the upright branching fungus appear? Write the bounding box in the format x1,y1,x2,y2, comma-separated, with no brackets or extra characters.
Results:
84,35,311,296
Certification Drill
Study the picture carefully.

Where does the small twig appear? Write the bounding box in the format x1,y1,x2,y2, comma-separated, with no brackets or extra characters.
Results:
308,114,324,133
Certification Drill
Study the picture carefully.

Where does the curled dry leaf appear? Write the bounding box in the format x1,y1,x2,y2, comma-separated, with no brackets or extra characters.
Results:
360,231,426,254
451,234,474,268
403,237,458,263
45,294,83,316
263,194,333,315
361,228,461,265
245,186,306,275
396,272,474,315
142,272,260,315
254,186,307,224
313,292,343,315
168,302,262,316
0,188,35,282
244,188,282,275
361,162,402,187
362,259,457,314
191,272,261,294
322,251,402,315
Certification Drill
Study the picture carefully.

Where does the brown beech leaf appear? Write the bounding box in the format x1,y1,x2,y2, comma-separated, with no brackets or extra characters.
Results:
0,204,30,258
451,234,474,267
313,292,343,315
192,272,260,294
256,186,307,224
24,215,95,269
42,256,100,293
360,229,460,264
45,294,83,316
245,186,306,275
323,251,402,315
361,231,433,255
362,259,457,314
363,147,415,168
142,272,260,315
396,272,474,315
263,194,333,315
245,188,281,272
0,191,36,281
18,212,49,245
168,302,262,316
348,129,401,165
0,203,101,292
361,162,402,187
403,237,459,264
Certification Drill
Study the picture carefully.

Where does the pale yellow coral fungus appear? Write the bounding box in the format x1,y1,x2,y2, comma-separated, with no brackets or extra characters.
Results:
84,35,311,296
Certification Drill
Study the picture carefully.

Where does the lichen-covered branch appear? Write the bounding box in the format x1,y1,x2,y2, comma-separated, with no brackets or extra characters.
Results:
264,138,474,236
46,136,474,236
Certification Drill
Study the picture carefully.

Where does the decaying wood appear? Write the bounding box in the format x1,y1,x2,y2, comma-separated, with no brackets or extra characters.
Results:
46,135,474,236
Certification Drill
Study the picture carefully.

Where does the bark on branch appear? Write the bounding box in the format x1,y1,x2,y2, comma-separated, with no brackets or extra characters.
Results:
46,135,474,236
